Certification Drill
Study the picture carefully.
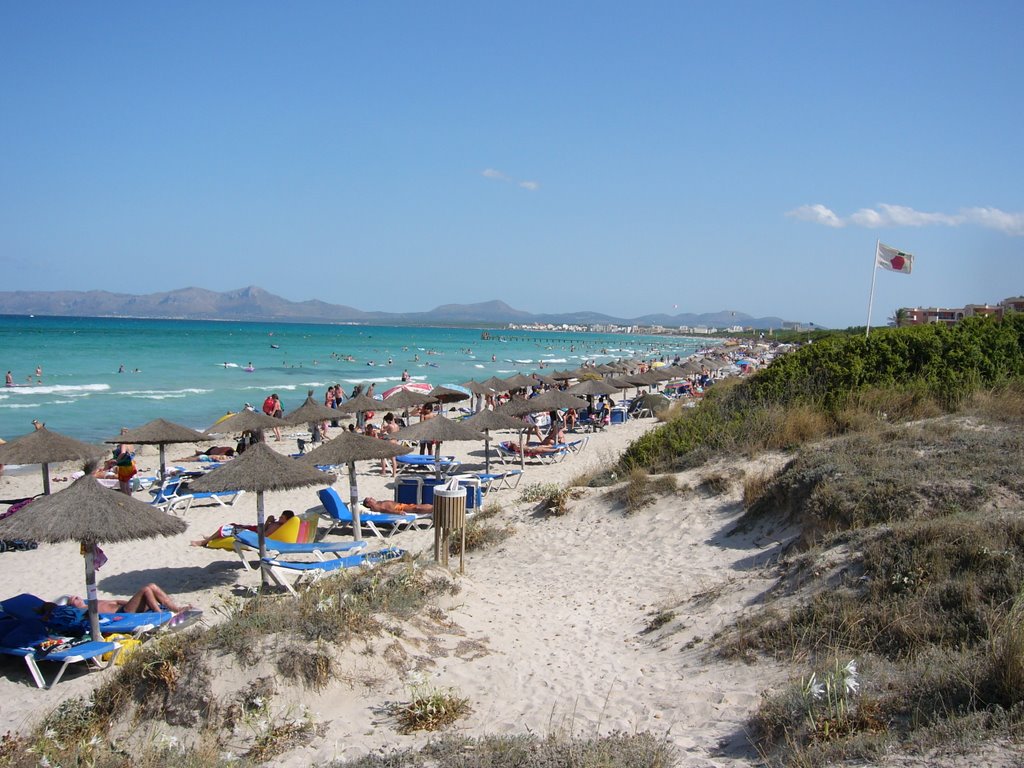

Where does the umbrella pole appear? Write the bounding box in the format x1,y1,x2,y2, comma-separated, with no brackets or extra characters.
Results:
484,431,491,475
159,444,167,481
434,442,442,481
347,461,362,541
41,463,51,495
518,431,525,472
83,544,103,642
256,492,268,585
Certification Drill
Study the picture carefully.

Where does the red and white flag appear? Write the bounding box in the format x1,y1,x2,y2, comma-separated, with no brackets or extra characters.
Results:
876,242,914,274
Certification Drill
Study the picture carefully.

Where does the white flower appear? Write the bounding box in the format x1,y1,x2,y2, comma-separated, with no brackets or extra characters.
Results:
43,730,57,741
842,659,860,695
87,735,102,748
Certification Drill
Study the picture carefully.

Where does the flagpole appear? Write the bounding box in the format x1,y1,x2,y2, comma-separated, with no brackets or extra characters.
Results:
865,239,880,338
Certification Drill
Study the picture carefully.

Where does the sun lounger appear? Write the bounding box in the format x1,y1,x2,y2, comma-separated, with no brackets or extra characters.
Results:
150,477,245,512
317,487,430,539
395,454,461,477
231,529,368,571
472,470,524,492
0,615,121,688
497,441,569,464
261,547,406,596
1,593,174,636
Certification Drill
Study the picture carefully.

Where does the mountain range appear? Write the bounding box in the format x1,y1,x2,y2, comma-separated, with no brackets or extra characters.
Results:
0,286,793,329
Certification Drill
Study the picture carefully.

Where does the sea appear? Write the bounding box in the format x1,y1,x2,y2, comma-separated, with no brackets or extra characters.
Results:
0,315,714,442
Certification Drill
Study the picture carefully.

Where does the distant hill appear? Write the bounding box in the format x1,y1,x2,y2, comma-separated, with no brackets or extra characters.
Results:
0,287,796,330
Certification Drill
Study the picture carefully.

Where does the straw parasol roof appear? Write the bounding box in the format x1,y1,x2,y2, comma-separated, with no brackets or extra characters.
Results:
381,389,436,410
429,385,470,403
550,369,575,381
392,416,485,444
105,418,210,481
503,373,536,390
632,392,672,414
461,380,496,396
189,443,336,572
205,409,279,436
499,390,589,416
464,409,527,474
532,373,558,387
480,376,511,393
334,393,385,415
392,416,486,479
189,442,334,495
282,394,343,427
298,432,407,541
0,475,187,640
567,379,620,396
0,427,107,495
300,431,406,465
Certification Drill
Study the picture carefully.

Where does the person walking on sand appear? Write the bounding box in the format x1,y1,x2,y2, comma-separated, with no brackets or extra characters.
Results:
263,393,284,441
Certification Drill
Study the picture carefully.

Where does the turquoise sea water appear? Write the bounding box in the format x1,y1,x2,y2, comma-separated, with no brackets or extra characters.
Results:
0,316,713,442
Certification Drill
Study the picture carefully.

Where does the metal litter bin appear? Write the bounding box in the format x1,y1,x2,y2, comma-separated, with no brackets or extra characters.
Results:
433,482,467,573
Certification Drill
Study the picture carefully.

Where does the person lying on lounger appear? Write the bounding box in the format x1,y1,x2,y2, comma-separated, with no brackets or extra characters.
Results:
362,497,433,515
44,583,189,615
190,510,295,547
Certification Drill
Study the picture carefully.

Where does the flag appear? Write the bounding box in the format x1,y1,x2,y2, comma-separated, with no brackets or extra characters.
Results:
876,242,914,274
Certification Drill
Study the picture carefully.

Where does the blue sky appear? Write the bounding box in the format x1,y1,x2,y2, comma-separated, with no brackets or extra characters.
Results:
1,2,1021,328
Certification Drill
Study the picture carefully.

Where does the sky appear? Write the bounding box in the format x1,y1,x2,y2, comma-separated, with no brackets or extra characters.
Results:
1,2,1021,329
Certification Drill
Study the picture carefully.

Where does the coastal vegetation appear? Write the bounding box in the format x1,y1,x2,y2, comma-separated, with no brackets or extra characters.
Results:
618,314,1024,765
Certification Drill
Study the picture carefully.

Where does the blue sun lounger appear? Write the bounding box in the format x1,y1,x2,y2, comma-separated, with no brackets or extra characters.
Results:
260,547,406,595
231,529,368,571
317,488,430,539
0,614,121,689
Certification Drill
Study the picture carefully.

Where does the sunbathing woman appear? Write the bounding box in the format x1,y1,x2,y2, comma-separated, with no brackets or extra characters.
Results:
190,510,295,547
362,497,433,515
48,583,188,614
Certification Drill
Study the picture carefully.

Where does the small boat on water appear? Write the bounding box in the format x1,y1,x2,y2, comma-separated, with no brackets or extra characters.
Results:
270,344,280,349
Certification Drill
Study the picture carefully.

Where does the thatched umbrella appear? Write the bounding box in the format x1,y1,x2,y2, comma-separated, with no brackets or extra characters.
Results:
479,376,511,393
382,389,435,410
632,392,672,415
205,409,279,436
0,427,106,495
391,417,485,479
428,385,471,420
105,419,209,482
550,369,575,381
299,432,406,541
532,373,558,387
282,393,342,428
464,409,527,474
381,389,436,428
502,390,589,415
567,379,620,397
461,380,496,396
188,443,335,577
0,475,186,640
503,373,536,391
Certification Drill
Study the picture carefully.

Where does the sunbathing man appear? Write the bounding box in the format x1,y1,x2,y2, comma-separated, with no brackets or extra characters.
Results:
56,583,188,614
191,510,295,547
362,497,433,515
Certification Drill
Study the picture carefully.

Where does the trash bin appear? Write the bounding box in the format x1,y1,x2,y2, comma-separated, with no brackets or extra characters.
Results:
433,480,467,572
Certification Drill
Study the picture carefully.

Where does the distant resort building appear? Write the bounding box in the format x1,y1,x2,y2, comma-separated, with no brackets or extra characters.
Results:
900,296,1024,326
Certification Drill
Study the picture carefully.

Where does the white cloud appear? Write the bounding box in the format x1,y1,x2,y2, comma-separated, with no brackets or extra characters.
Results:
481,168,538,191
787,202,1024,236
786,204,844,228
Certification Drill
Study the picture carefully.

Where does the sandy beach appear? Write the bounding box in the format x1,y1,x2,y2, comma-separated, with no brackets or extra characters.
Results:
0,416,791,765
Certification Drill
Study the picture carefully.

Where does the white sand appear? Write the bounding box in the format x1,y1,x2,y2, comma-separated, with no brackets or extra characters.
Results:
0,419,793,765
